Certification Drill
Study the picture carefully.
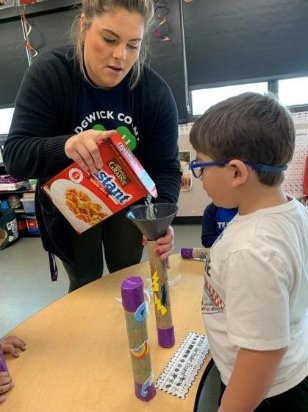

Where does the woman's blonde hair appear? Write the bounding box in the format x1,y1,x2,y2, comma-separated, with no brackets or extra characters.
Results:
72,0,154,89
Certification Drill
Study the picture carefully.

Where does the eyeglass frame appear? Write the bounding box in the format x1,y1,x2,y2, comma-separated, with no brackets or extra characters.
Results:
189,159,287,178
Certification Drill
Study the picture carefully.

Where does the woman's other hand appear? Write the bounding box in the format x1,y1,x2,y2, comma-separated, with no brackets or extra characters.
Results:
154,225,175,266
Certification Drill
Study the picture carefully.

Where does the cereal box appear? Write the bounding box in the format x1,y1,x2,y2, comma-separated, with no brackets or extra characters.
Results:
42,132,157,233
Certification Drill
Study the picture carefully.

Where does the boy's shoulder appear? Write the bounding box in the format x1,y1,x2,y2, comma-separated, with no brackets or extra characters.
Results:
220,199,308,251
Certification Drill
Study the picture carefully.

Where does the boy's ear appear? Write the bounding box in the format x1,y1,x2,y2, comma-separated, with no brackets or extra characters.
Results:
227,160,249,187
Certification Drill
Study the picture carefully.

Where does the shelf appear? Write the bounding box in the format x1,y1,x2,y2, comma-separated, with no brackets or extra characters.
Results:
0,188,35,195
19,232,40,238
14,209,35,215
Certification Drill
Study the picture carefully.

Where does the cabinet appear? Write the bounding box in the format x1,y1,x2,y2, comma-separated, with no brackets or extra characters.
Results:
0,188,38,237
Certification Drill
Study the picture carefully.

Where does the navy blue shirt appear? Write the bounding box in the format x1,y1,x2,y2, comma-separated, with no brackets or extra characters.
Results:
202,203,238,247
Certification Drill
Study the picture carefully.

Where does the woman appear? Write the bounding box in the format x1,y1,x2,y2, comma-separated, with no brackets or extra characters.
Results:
4,0,181,291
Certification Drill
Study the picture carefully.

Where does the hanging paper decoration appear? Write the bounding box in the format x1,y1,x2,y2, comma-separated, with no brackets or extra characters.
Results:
20,4,38,66
18,0,48,4
153,1,170,41
17,0,51,4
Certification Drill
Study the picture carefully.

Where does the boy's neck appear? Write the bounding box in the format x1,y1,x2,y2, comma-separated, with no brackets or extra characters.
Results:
237,184,289,215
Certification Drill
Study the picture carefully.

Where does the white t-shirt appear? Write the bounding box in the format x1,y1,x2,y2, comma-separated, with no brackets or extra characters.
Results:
202,198,308,397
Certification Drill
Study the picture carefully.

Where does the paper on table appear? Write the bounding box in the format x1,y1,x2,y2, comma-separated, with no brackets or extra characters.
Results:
155,331,210,399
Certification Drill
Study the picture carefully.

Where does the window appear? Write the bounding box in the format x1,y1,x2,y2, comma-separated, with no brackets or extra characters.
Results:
0,107,14,134
191,82,268,116
278,77,308,107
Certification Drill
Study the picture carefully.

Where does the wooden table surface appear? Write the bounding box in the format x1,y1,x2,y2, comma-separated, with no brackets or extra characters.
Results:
3,254,210,412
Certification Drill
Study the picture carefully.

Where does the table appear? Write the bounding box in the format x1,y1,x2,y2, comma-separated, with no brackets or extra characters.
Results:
3,254,210,412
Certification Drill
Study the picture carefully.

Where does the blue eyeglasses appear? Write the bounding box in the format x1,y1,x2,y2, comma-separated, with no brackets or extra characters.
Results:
189,159,287,178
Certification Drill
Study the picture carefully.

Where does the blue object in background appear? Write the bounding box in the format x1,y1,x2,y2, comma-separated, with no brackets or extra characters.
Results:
0,199,10,209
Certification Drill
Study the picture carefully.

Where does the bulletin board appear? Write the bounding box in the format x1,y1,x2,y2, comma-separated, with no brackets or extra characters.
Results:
177,123,211,219
283,111,308,198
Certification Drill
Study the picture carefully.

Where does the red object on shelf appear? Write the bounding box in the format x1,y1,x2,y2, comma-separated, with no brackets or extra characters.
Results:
19,0,39,4
17,219,27,233
25,216,39,235
303,156,308,196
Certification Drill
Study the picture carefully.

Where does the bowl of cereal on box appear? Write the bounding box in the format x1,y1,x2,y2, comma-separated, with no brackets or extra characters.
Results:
50,179,112,233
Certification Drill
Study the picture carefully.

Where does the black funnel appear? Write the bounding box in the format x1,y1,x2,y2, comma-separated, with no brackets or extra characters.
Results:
126,203,178,240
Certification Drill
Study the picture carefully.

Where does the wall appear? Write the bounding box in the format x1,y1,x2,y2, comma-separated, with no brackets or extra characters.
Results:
177,124,211,219
1,1,308,114
183,0,308,88
0,1,189,120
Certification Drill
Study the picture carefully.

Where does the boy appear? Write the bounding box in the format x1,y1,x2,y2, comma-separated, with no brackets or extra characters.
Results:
189,92,308,411
202,202,238,247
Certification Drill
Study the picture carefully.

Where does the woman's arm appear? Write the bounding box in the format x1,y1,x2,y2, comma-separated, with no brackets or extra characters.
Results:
3,49,75,179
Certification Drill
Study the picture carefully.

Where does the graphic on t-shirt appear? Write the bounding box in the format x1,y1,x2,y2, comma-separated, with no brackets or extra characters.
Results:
201,277,224,314
75,110,139,152
205,254,212,277
116,126,137,151
202,254,224,314
92,123,137,151
93,124,106,131
217,221,228,230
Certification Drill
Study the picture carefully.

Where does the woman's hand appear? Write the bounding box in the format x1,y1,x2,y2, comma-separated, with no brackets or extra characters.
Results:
64,129,115,174
0,371,14,404
0,336,26,357
154,225,175,266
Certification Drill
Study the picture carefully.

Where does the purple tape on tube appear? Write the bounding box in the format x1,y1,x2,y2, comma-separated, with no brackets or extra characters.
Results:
135,380,156,401
181,248,193,259
121,276,144,312
158,326,175,348
0,351,8,372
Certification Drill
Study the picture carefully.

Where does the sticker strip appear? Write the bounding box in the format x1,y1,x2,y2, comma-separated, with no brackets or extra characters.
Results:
155,331,210,399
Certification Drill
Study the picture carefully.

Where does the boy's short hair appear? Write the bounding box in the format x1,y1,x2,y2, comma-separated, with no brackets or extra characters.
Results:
189,92,295,186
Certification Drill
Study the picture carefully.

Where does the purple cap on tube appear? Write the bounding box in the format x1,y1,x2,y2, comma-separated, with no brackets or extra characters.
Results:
181,248,193,259
121,276,144,313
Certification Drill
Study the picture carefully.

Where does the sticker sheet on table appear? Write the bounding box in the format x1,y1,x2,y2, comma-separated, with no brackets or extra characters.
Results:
156,331,210,399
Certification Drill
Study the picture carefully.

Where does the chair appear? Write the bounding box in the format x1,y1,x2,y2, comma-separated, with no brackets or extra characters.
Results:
194,359,221,412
